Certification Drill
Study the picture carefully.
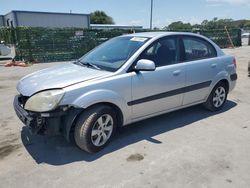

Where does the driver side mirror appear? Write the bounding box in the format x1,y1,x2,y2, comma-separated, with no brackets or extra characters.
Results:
134,59,156,72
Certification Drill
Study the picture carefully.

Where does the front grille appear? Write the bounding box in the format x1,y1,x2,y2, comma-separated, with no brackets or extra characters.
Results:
18,95,29,107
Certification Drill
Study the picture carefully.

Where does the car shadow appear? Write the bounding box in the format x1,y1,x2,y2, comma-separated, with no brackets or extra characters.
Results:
21,101,237,165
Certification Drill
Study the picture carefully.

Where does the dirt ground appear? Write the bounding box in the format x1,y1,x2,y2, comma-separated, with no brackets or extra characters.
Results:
0,44,249,188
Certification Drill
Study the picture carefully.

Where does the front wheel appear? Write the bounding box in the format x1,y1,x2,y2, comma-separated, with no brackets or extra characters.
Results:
204,82,228,111
74,105,117,153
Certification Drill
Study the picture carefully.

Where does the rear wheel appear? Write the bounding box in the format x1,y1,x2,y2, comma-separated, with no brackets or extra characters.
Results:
204,82,228,111
74,105,117,153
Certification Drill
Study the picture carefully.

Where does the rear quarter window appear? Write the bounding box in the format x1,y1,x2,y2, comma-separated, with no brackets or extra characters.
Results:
183,37,217,61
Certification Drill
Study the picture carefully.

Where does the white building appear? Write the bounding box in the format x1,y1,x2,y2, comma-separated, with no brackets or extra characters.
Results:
0,10,90,28
0,15,4,27
90,24,143,30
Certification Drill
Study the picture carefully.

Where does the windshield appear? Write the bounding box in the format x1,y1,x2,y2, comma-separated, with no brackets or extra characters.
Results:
79,36,149,72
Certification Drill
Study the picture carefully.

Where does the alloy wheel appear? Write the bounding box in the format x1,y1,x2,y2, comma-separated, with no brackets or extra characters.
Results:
213,86,226,108
91,114,114,147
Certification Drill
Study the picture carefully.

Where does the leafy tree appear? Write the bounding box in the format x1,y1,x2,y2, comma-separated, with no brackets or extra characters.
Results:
244,21,250,28
202,18,235,29
167,21,192,30
201,20,208,26
192,24,202,29
90,11,115,24
165,18,250,30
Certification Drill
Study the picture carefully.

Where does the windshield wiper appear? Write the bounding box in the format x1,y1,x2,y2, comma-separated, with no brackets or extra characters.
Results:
82,62,101,70
74,60,101,70
74,60,84,66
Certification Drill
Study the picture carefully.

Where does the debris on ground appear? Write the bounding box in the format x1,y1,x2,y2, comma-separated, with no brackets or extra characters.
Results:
4,59,27,67
4,59,38,67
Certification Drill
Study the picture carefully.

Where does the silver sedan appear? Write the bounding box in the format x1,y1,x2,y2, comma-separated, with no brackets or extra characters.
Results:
14,32,237,153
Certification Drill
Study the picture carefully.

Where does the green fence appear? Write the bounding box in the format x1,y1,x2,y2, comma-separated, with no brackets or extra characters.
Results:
199,29,241,48
0,27,241,62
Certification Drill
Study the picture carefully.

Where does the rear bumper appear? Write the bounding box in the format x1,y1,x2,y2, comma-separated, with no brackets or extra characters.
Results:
230,73,238,82
13,95,66,135
229,73,237,92
248,63,250,75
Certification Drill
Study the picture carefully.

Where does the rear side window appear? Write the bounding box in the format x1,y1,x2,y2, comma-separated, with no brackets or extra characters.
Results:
183,37,217,61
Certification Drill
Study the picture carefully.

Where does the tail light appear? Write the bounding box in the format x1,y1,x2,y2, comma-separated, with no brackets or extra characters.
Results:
233,58,237,68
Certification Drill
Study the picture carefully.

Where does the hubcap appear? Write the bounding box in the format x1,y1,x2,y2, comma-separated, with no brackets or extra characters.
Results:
213,86,226,108
91,114,113,147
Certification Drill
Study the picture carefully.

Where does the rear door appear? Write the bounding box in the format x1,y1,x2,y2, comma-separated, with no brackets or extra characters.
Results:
130,36,186,119
181,36,219,105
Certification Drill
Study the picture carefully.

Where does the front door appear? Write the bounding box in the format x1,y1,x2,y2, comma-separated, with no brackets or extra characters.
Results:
130,36,186,119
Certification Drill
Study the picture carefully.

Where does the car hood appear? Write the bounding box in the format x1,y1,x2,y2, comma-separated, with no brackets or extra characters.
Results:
17,63,111,96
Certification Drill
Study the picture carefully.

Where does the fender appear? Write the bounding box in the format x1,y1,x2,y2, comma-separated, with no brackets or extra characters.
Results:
72,89,130,125
206,70,231,101
62,89,130,142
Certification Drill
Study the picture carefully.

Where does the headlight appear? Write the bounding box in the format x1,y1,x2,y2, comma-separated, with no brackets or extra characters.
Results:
24,89,65,112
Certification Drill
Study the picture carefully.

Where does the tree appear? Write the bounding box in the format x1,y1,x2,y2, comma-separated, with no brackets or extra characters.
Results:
164,18,250,31
201,20,208,26
90,11,115,24
244,21,250,28
167,21,192,30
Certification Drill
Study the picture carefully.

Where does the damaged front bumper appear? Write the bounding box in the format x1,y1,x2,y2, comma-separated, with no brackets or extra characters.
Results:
14,95,68,136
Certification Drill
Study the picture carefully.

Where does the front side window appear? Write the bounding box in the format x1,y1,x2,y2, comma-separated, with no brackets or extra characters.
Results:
79,36,149,72
183,37,217,61
139,37,179,67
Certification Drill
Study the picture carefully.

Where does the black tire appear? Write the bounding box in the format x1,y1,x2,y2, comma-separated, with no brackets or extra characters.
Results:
204,82,228,112
74,105,117,153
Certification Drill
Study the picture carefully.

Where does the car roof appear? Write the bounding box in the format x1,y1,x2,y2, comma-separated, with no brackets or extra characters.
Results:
124,31,203,39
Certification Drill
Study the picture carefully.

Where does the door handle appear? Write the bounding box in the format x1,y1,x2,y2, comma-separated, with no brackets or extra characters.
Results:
211,64,217,68
173,70,181,76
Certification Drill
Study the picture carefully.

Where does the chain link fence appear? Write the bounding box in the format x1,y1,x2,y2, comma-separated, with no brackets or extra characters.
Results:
0,27,242,62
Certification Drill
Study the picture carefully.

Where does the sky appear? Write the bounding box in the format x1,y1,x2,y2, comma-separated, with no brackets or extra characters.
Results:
1,0,250,28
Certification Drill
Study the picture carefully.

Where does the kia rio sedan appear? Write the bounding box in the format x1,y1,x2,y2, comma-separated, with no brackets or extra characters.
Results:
14,32,237,153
